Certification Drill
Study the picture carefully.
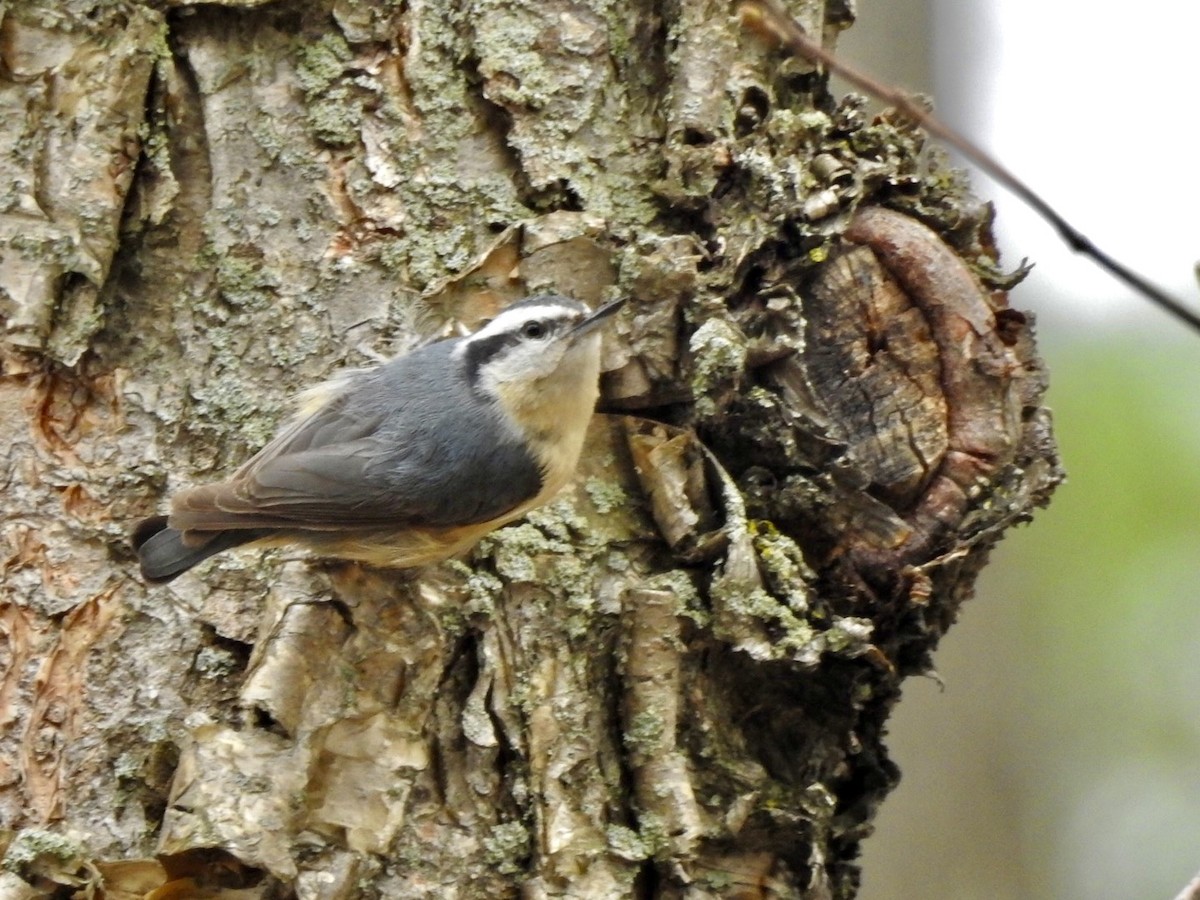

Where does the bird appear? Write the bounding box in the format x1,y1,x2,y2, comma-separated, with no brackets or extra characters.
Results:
131,294,624,583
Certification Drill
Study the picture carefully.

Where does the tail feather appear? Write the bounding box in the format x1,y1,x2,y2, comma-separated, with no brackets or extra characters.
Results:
131,516,263,584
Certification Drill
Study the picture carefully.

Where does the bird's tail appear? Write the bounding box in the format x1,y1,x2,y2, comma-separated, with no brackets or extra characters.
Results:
131,516,263,584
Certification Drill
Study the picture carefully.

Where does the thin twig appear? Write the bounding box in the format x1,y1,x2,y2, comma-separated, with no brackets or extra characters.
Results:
740,0,1200,335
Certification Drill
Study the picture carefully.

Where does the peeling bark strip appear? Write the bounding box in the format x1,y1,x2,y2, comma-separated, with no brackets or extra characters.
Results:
0,5,160,363
0,0,1060,898
622,587,704,857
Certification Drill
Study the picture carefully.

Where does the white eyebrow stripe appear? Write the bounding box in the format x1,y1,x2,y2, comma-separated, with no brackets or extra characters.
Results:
468,304,580,341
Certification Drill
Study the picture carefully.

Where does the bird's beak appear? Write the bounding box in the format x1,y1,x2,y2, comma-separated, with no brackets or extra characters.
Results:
569,297,625,341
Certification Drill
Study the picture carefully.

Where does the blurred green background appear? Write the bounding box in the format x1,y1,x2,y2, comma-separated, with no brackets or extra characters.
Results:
839,3,1200,898
860,331,1200,899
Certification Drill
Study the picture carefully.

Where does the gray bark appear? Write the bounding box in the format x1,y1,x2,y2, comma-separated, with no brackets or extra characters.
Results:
0,1,1059,898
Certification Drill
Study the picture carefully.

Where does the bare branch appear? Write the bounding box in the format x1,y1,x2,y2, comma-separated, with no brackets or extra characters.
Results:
740,0,1200,335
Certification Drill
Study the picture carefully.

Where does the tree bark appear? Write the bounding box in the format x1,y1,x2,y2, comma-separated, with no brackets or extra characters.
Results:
0,1,1059,898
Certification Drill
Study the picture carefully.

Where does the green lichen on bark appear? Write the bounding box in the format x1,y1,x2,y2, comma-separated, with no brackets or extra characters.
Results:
0,1,1060,898
295,33,360,146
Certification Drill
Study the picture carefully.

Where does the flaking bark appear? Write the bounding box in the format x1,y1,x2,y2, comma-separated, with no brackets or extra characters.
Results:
0,1,1059,897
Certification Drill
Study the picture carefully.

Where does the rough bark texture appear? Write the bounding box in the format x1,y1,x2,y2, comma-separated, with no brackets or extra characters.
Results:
0,1,1060,898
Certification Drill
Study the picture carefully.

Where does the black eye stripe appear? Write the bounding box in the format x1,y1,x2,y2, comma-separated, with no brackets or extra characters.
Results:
462,310,581,387
464,332,522,384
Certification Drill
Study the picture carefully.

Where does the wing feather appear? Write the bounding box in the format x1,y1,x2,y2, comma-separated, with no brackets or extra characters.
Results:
170,343,543,534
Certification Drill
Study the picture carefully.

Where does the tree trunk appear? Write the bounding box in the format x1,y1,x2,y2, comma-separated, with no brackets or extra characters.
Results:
0,1,1059,898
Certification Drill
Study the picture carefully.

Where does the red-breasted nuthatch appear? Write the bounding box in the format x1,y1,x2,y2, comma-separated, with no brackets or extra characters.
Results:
132,294,624,583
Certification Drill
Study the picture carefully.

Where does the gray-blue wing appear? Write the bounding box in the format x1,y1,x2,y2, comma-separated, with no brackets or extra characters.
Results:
169,344,544,533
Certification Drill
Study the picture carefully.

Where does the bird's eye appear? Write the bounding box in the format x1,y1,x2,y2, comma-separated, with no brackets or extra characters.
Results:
522,320,547,339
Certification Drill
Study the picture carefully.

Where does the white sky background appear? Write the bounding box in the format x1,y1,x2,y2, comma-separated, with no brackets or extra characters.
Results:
930,0,1200,332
